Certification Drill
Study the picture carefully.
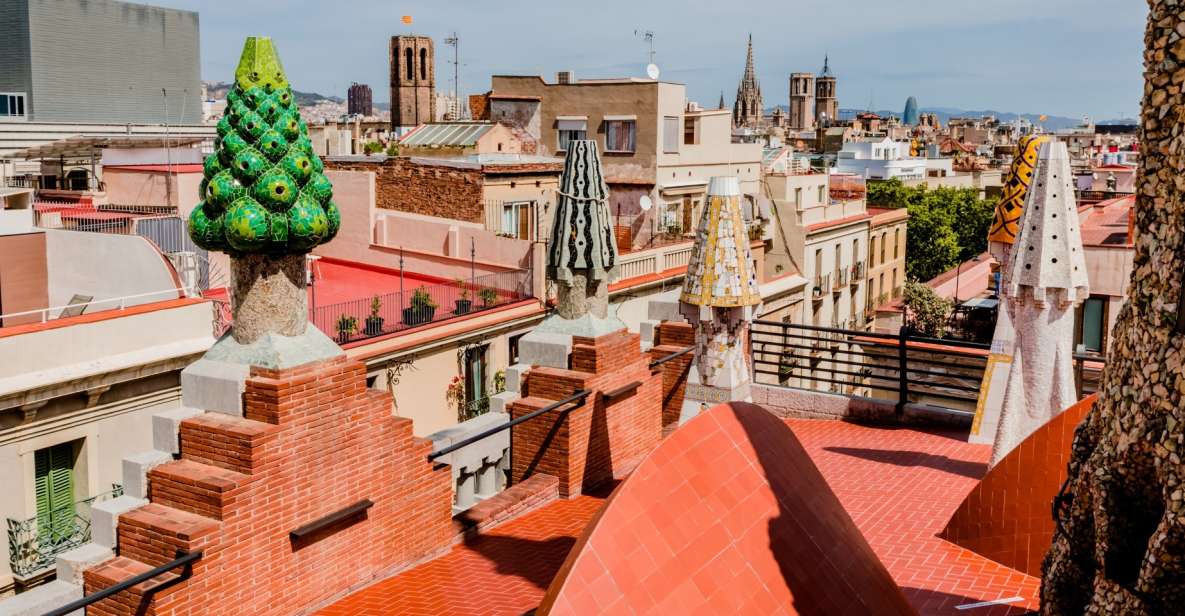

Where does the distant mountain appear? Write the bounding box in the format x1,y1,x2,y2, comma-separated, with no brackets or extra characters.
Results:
203,81,343,106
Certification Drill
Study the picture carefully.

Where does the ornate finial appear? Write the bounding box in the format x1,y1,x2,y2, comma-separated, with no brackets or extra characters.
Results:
988,134,1050,258
548,140,617,284
820,54,832,78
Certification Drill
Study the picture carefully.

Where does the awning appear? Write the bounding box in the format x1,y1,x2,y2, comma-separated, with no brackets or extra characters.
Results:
603,114,637,121
11,134,210,160
962,297,999,309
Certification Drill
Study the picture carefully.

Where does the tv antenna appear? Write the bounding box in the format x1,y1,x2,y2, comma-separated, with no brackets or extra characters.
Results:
634,30,656,65
444,33,466,119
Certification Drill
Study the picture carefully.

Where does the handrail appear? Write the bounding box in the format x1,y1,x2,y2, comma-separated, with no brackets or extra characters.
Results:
43,550,202,616
0,287,193,323
427,389,590,462
649,345,693,369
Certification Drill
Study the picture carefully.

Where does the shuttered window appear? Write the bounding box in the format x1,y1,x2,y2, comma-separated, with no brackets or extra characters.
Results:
663,116,679,153
35,442,76,539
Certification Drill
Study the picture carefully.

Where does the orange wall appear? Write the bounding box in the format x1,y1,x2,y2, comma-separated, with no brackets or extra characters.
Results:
0,233,49,327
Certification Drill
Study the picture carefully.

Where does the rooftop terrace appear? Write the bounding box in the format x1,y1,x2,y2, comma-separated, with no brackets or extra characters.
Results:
318,419,1035,616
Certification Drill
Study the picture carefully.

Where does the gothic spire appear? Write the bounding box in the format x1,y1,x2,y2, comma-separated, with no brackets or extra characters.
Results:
719,90,725,110
743,34,756,85
820,54,833,78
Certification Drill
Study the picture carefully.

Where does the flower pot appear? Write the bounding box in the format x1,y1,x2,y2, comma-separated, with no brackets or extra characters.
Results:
454,299,472,315
337,331,352,344
364,316,384,336
402,306,435,327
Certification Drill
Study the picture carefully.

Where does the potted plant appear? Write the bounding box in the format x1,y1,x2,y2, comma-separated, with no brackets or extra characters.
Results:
402,286,437,327
454,278,472,315
478,287,498,308
335,314,357,344
364,295,384,336
445,375,465,419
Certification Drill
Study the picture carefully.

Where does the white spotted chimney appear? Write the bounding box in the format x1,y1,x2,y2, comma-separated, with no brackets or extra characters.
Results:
1005,140,1090,308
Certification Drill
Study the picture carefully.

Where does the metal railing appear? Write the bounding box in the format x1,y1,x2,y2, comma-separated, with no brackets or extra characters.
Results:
460,396,491,422
0,287,193,325
6,486,123,578
751,320,1106,411
429,390,591,463
43,550,201,616
812,273,831,298
313,269,532,345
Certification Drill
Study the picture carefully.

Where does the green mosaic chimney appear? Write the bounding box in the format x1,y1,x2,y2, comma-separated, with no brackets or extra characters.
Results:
189,36,340,256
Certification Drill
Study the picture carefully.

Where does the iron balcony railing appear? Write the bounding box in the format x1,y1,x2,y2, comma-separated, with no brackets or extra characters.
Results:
851,261,866,280
835,268,849,289
812,273,831,299
750,320,1106,412
6,485,123,579
313,269,532,345
460,396,492,422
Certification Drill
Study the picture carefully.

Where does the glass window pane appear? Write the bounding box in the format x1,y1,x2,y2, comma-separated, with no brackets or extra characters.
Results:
0,96,7,116
16,95,23,116
1082,298,1105,352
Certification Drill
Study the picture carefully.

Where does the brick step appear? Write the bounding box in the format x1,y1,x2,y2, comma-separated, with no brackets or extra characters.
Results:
117,502,219,568
83,556,181,610
521,366,589,400
178,411,278,475
148,459,250,520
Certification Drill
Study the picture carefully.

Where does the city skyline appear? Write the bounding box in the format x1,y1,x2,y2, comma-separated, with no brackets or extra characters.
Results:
153,0,1144,121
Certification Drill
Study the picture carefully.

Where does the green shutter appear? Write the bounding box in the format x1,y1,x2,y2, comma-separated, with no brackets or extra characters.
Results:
34,443,75,541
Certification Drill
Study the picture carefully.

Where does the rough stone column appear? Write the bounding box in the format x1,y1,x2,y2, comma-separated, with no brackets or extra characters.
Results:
554,271,609,320
230,254,308,344
1041,3,1185,613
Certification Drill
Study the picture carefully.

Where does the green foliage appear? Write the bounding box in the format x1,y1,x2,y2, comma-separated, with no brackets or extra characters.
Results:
363,141,383,155
866,178,997,282
410,286,437,310
479,287,498,306
903,280,953,337
455,278,470,300
336,314,358,334
189,37,339,257
369,295,382,318
385,143,401,157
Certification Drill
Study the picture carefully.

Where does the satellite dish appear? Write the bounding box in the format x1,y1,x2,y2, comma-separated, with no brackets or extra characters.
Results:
646,63,660,80
639,195,653,211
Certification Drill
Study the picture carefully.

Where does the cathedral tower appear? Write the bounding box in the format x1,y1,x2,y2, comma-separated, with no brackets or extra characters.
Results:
732,35,763,129
815,55,838,127
789,72,816,131
390,35,435,130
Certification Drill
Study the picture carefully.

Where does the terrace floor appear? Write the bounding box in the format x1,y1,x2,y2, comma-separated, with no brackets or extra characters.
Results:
317,420,1038,616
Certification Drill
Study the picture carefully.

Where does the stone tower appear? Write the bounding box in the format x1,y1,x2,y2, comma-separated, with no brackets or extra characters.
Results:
389,35,435,130
815,56,838,127
789,72,816,131
732,35,763,129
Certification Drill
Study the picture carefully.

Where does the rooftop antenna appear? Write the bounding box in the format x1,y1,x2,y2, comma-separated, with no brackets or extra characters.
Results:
444,33,464,119
634,30,656,65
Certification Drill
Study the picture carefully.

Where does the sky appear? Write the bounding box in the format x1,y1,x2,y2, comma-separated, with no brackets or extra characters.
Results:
152,0,1146,120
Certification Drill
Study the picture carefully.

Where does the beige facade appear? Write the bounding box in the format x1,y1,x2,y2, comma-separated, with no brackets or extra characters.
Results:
487,75,761,248
867,208,909,311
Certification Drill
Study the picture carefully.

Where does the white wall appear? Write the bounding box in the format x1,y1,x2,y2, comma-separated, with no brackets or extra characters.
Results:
45,230,181,309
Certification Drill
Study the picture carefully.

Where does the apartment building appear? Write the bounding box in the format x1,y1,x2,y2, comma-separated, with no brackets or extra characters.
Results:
479,73,763,250
867,207,909,310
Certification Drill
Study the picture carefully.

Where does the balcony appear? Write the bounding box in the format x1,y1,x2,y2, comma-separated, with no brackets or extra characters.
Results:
835,268,849,290
811,273,832,299
851,261,866,280
614,240,695,282
6,486,122,580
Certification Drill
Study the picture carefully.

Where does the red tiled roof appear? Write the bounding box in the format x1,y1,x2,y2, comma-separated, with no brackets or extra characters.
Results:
317,415,1042,615
1080,195,1134,247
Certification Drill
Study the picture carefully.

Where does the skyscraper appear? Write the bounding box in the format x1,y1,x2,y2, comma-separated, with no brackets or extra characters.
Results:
732,35,763,129
348,82,373,117
903,96,920,126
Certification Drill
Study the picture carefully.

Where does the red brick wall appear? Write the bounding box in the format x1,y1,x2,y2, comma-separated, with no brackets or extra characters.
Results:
653,321,693,348
511,330,662,498
325,157,485,222
84,356,455,616
649,344,692,427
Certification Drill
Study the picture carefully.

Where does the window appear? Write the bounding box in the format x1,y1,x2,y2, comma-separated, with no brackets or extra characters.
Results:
880,233,887,264
794,188,803,208
404,48,414,80
852,239,860,269
1077,297,1109,353
663,116,679,153
35,442,77,540
557,118,587,152
501,202,533,239
463,345,489,418
684,117,698,145
817,185,826,203
419,48,427,81
870,236,878,266
0,92,27,120
894,228,900,260
605,119,636,153
834,244,842,275
509,334,525,365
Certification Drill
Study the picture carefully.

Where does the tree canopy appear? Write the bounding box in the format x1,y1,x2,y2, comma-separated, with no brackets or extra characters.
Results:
868,178,997,282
